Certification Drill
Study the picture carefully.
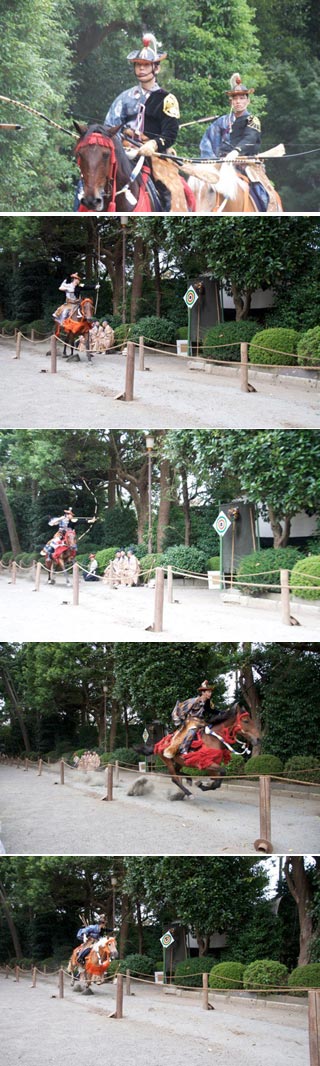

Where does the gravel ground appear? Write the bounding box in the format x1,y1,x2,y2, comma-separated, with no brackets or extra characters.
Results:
1,974,309,1066
1,764,319,855
0,338,319,428
1,575,320,641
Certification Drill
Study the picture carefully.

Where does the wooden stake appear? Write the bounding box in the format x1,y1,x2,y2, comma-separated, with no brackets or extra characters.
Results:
38,758,42,776
35,561,41,591
309,990,320,1066
125,969,131,995
139,335,145,371
115,973,123,1018
280,569,291,625
31,967,37,987
60,760,65,785
73,562,80,605
12,561,17,584
202,972,209,1010
254,776,273,853
58,968,64,998
240,342,248,392
167,565,173,603
50,334,57,374
15,332,22,360
124,340,135,401
153,567,164,632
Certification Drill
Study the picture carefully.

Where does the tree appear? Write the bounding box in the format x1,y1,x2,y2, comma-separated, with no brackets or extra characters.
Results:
284,857,320,966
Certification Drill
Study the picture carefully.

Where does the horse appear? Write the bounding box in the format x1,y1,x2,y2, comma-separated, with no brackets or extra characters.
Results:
141,704,260,797
73,123,194,213
54,296,94,361
42,530,77,586
68,935,118,992
185,159,283,213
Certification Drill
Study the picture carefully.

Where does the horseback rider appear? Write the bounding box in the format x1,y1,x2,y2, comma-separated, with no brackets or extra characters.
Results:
200,72,277,212
76,915,107,964
41,509,78,559
53,272,82,326
163,681,226,759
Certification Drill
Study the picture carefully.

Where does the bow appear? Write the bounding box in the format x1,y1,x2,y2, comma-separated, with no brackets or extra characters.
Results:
76,478,99,543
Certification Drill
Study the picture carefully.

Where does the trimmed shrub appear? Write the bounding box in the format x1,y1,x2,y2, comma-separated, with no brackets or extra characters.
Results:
107,747,139,767
209,961,244,989
113,323,130,346
129,316,176,347
174,957,213,988
163,545,208,574
203,320,261,362
244,754,283,775
207,556,220,571
236,547,301,596
118,954,154,976
226,754,246,776
283,755,320,785
288,964,320,994
139,553,165,581
249,327,299,366
290,555,320,600
177,326,188,340
243,959,288,992
94,547,119,574
1,551,14,564
297,326,320,366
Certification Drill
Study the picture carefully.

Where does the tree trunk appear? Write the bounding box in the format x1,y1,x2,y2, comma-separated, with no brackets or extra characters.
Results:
130,237,145,323
268,508,291,547
0,479,21,554
136,899,144,954
153,244,162,316
157,459,172,551
0,668,31,753
284,857,315,965
231,283,252,320
0,883,22,958
119,893,131,959
181,467,191,546
109,699,118,752
239,643,262,755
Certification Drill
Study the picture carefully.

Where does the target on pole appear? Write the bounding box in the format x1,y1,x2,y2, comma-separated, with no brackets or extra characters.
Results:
142,728,149,743
183,285,198,308
213,511,231,537
160,931,174,948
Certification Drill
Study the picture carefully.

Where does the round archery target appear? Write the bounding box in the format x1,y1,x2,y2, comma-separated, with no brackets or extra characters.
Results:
183,285,198,307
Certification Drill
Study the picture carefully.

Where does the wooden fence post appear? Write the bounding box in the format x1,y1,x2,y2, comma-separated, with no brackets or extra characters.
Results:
280,569,291,625
11,561,17,584
5,965,9,978
138,335,145,371
115,973,123,1018
167,565,173,603
31,967,37,988
114,760,119,786
73,562,80,605
153,567,165,632
202,972,209,1010
124,340,135,401
38,758,42,776
102,763,114,801
58,968,64,998
254,776,273,853
309,990,320,1066
50,334,57,374
125,969,131,996
34,561,41,592
15,966,19,982
240,342,248,392
31,328,35,342
15,331,22,360
60,760,65,785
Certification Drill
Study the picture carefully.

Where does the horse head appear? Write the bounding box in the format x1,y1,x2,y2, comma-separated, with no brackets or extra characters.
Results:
79,296,94,322
230,704,260,749
100,935,118,961
74,121,122,211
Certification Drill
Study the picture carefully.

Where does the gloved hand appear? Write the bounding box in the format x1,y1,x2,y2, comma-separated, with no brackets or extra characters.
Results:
225,149,239,161
137,139,158,157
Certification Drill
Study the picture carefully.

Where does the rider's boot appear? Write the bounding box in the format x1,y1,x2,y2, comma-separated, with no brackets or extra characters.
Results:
178,726,198,754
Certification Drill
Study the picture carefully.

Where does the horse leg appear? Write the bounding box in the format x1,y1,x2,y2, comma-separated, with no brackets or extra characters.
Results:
86,333,92,363
197,768,226,792
163,755,193,797
66,335,80,362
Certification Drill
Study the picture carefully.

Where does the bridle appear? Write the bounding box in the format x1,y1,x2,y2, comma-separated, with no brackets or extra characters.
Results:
75,132,118,211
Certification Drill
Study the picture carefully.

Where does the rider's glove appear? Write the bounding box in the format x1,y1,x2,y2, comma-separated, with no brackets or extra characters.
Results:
225,149,239,161
137,139,158,157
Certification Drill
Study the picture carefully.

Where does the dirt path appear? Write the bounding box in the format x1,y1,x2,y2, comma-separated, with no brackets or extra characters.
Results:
0,338,319,428
1,973,308,1066
1,575,319,641
1,764,319,855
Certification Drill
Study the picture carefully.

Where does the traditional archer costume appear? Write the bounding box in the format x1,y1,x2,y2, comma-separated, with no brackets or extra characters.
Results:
163,681,222,759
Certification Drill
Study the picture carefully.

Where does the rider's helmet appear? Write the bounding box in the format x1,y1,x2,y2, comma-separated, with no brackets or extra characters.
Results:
198,680,215,693
70,272,81,281
226,73,254,97
127,32,167,72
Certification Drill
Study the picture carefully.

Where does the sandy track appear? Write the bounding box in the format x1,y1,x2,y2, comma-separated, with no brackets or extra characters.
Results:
1,974,309,1066
0,339,319,428
1,576,320,641
1,764,319,855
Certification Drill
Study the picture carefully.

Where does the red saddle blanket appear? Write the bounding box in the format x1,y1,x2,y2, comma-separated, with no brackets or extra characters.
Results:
154,732,232,769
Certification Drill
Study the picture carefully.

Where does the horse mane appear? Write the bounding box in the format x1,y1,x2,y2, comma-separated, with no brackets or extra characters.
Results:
85,123,143,186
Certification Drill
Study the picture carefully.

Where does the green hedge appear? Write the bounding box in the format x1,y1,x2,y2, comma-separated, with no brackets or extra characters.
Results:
290,555,320,600
244,754,283,775
297,326,320,366
139,553,165,581
113,323,130,346
209,961,244,989
129,316,176,347
288,964,320,993
236,547,301,596
164,545,208,574
107,747,139,766
118,954,154,976
249,327,299,366
207,556,220,571
1,551,14,564
225,754,246,776
283,755,320,784
203,320,261,362
174,957,213,987
94,547,119,574
243,959,288,991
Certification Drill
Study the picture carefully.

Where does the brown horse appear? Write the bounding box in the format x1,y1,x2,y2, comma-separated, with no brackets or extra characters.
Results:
68,935,118,992
42,530,77,585
55,295,94,361
151,704,260,797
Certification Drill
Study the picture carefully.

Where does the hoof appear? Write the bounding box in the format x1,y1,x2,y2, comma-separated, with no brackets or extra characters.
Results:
82,987,94,995
197,777,223,792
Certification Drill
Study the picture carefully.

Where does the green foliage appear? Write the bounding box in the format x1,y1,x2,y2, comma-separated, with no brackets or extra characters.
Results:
283,755,320,785
139,553,165,581
118,954,154,976
174,957,213,987
203,320,261,361
113,324,130,346
225,754,246,776
209,961,244,989
94,547,119,574
207,556,220,571
249,328,299,366
244,754,283,775
297,327,320,366
102,507,138,549
288,964,320,993
243,958,288,991
163,545,208,574
107,747,139,766
236,547,301,595
290,555,320,600
129,316,177,347
1,551,14,563
177,327,188,340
